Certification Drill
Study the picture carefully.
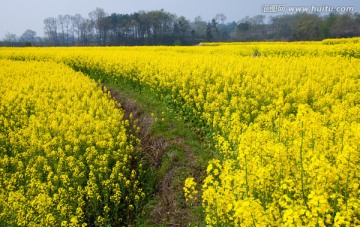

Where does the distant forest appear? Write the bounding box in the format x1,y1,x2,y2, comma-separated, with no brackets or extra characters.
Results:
2,8,360,46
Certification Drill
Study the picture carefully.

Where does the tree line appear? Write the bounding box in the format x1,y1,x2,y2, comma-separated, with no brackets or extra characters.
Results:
2,8,360,46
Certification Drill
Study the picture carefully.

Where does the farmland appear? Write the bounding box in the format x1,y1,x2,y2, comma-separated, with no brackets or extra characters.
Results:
0,39,359,226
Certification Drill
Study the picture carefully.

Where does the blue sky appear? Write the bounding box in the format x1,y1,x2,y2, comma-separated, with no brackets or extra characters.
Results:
0,0,359,38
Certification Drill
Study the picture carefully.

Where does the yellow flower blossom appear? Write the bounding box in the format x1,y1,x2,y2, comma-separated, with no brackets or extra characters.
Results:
0,60,143,226
0,40,359,225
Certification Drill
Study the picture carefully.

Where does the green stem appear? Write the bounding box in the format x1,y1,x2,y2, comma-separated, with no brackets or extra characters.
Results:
245,154,249,197
344,151,351,209
299,122,308,208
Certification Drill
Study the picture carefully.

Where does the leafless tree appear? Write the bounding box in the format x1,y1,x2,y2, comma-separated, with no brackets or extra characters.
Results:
44,17,58,45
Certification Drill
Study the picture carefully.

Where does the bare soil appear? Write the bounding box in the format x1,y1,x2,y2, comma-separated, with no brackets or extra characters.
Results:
104,85,204,226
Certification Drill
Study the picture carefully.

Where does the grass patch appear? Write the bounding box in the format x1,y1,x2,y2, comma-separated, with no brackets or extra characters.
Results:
79,68,214,226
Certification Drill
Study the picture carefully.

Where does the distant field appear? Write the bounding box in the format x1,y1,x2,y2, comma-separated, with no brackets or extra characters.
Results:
0,39,359,226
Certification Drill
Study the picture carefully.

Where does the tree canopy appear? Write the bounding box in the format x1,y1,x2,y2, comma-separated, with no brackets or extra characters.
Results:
2,8,360,46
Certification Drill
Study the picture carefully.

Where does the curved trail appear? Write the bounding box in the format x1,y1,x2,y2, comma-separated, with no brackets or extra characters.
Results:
100,83,212,225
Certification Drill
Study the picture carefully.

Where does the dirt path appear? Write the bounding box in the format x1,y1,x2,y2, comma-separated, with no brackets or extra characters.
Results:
105,85,209,226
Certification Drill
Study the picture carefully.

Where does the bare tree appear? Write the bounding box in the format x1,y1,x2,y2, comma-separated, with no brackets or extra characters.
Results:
214,13,227,25
57,15,72,45
44,17,58,45
89,8,109,45
19,29,37,45
72,14,84,45
3,32,17,43
194,16,207,38
63,15,73,45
